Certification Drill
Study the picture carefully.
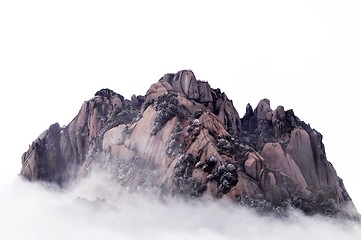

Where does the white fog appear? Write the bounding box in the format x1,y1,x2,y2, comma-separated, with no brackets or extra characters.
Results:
1,174,360,240
1,1,361,239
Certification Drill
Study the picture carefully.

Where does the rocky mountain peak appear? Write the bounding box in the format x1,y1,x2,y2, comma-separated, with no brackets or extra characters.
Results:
20,70,359,220
146,70,241,136
95,88,124,100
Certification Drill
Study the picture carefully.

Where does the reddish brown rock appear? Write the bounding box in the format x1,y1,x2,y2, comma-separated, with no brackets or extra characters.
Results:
272,105,286,126
255,98,273,121
244,152,264,181
285,128,319,189
160,70,199,99
21,89,130,185
159,70,241,136
20,70,359,219
261,142,307,189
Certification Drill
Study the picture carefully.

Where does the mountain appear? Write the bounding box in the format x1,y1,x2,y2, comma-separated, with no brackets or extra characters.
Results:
20,70,359,219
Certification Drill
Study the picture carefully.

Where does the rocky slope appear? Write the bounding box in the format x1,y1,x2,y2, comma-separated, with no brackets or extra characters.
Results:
20,70,358,219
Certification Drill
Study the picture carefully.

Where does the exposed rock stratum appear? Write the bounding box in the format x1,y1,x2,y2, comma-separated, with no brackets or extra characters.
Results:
20,70,359,219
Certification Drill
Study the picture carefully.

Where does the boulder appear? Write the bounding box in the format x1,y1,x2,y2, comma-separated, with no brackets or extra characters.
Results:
261,142,307,188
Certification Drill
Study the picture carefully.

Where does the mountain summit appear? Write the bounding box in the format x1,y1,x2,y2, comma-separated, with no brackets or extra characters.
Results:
20,70,358,219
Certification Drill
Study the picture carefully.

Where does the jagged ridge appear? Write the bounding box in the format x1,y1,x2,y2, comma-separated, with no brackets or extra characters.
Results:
20,70,359,220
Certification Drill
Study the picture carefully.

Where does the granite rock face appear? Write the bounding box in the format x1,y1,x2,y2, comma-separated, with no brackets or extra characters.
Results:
20,70,358,219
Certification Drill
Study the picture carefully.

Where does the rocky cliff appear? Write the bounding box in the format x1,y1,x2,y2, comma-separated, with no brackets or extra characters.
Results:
20,70,358,219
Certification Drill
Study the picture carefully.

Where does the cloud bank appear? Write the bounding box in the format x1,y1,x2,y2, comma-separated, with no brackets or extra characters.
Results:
1,174,360,240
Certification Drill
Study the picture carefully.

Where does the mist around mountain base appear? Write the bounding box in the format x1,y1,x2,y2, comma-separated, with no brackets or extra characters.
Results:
1,173,360,240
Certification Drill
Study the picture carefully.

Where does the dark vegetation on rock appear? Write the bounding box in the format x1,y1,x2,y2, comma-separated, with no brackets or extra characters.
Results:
20,70,360,221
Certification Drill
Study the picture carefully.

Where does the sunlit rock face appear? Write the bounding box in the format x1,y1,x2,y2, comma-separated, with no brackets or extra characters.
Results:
20,70,358,219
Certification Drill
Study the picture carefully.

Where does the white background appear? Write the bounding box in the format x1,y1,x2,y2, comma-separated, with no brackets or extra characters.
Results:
1,0,360,211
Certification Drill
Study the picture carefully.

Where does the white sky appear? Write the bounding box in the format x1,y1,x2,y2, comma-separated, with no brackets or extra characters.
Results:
1,0,361,211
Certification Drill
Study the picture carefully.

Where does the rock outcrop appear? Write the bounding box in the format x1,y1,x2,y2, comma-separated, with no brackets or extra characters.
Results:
20,70,359,219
